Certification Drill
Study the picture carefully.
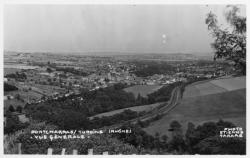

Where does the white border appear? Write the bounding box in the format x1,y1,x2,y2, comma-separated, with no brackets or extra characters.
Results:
0,0,249,158
1,0,249,5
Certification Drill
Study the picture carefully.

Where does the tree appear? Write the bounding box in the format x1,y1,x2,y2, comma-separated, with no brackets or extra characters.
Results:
15,94,21,100
41,95,46,100
47,78,52,83
154,132,161,151
185,120,239,154
136,135,143,151
185,122,196,153
4,83,18,92
205,5,246,75
161,134,168,150
161,135,168,143
47,67,53,73
194,136,246,154
4,116,20,134
170,120,182,132
136,93,143,104
104,78,110,82
168,120,186,153
16,106,23,113
8,105,15,112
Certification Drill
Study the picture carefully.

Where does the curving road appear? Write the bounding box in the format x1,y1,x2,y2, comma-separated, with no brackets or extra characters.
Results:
100,86,182,130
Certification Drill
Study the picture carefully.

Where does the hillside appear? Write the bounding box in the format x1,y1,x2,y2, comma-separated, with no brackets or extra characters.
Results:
144,76,246,137
123,85,163,98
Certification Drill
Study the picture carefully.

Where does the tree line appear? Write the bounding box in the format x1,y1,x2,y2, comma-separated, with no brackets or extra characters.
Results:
112,119,245,154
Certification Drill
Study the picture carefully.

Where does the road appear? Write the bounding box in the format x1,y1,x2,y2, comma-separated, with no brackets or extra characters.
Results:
100,86,182,130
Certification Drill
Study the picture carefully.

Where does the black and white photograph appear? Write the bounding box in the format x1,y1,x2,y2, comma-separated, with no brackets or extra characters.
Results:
2,0,247,155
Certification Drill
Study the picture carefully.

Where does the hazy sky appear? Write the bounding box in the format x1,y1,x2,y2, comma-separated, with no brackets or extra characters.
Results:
4,5,246,55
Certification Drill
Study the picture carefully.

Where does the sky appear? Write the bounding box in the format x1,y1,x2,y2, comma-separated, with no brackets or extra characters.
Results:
4,5,246,55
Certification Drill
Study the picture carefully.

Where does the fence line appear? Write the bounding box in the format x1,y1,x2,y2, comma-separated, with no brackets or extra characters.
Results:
72,149,78,155
17,143,109,155
47,148,53,155
46,147,109,155
18,143,22,154
88,149,93,155
61,148,66,155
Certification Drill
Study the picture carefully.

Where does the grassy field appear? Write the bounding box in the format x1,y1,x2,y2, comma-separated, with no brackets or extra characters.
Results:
89,102,164,119
4,68,21,75
211,76,246,91
30,84,65,96
183,82,227,98
144,77,246,137
144,89,246,137
123,85,163,98
4,64,39,69
183,76,245,98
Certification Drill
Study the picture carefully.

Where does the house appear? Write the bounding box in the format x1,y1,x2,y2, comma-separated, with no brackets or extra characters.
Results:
4,95,14,100
11,112,29,123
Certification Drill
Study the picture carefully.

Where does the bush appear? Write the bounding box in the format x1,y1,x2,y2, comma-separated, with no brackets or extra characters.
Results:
4,83,18,92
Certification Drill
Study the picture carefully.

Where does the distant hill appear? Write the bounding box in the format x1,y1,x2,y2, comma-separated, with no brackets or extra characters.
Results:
112,53,213,61
4,50,213,61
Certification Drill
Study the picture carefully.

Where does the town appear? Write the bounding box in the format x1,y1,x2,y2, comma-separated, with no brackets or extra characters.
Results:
4,52,233,106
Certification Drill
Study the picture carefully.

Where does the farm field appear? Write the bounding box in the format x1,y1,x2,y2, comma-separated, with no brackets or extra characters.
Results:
30,84,65,96
144,76,246,137
123,85,163,98
210,76,246,91
89,102,164,119
4,64,40,70
4,68,21,75
183,76,245,98
183,82,227,98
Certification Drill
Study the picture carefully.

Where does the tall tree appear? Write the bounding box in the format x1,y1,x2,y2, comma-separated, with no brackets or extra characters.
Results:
185,122,196,153
205,5,246,75
169,120,186,153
